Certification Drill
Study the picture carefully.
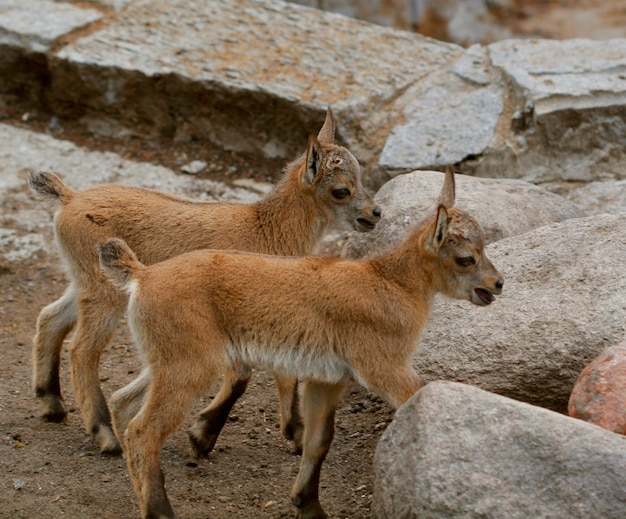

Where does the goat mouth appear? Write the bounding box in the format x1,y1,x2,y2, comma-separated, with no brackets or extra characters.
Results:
356,218,376,231
474,288,496,305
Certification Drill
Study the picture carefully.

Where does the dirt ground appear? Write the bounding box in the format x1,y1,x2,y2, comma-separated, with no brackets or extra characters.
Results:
1,1,624,517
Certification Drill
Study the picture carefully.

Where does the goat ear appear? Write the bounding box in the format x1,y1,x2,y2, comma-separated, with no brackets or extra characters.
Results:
426,205,449,252
304,135,323,186
438,166,456,208
317,106,335,145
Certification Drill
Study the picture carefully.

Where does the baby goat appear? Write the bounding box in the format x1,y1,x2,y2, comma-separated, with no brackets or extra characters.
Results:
29,107,380,455
99,168,503,519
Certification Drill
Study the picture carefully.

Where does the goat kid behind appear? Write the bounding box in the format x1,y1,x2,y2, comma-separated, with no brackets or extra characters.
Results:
99,168,503,519
29,107,380,455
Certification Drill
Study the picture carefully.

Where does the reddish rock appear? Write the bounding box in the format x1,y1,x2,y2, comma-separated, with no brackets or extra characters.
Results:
568,343,626,435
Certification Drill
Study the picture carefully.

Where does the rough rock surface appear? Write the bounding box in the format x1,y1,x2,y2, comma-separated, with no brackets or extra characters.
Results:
557,178,626,216
374,381,626,519
568,343,626,435
2,0,625,199
414,213,626,413
48,0,458,160
381,37,626,186
343,170,586,258
0,0,101,53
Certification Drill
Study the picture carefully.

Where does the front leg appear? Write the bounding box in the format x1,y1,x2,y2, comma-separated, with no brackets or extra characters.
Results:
357,364,422,409
275,374,303,453
291,380,345,519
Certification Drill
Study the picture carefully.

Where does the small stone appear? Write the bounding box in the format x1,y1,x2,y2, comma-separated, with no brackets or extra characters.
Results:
180,160,207,175
568,343,626,434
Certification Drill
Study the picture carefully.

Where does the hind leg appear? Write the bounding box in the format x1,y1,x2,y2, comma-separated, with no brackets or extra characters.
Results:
69,293,124,455
188,366,303,456
33,285,77,422
188,362,251,457
126,362,219,518
110,367,152,450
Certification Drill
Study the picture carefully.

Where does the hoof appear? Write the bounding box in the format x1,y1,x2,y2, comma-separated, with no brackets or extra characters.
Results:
292,495,328,519
37,392,68,423
295,503,328,519
95,425,123,456
187,426,217,458
43,408,68,423
283,422,304,455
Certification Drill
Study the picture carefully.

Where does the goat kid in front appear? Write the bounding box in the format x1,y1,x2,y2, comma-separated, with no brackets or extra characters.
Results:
99,168,503,519
29,107,380,456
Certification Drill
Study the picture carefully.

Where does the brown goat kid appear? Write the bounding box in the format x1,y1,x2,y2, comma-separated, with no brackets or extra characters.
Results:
29,108,381,455
99,168,503,519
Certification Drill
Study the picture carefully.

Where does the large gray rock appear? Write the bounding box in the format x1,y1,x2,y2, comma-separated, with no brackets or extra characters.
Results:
380,37,626,186
48,0,459,161
479,38,626,184
343,171,586,258
379,45,503,173
414,213,626,413
489,38,626,117
374,381,626,519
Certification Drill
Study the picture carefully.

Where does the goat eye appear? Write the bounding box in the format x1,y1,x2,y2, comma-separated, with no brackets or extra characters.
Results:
331,188,351,200
455,256,476,267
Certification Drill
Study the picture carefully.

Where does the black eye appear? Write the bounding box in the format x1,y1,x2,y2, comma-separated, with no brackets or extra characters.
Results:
455,256,476,267
331,188,351,200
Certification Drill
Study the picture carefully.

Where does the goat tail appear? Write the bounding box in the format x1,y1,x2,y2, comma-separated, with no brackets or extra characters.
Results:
28,171,74,209
98,238,144,292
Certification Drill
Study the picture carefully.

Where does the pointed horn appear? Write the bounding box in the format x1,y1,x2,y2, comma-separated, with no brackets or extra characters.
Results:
438,166,456,208
316,106,336,144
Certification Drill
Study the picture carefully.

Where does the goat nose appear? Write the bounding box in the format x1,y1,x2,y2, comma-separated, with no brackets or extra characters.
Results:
495,278,504,290
372,206,382,218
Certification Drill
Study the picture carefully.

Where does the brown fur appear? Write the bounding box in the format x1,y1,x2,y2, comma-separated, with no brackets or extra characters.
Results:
29,108,381,455
100,168,504,518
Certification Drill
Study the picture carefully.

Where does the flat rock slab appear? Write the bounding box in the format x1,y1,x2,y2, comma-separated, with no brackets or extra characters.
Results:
545,178,626,216
488,38,626,116
380,45,504,171
49,0,459,158
0,0,102,52
381,37,626,185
